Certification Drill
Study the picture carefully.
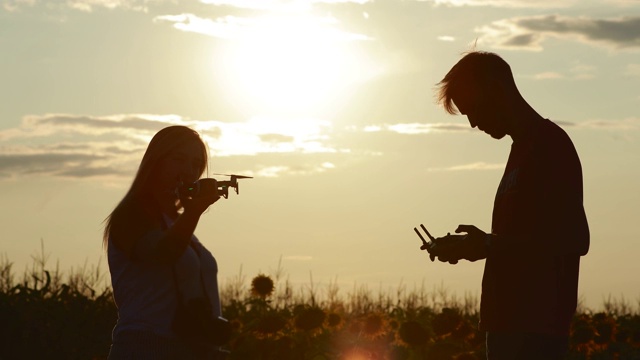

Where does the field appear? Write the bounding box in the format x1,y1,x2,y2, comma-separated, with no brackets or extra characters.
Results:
1,249,639,360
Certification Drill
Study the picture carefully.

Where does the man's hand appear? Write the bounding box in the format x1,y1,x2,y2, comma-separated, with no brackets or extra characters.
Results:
454,224,488,262
429,234,466,264
429,225,488,264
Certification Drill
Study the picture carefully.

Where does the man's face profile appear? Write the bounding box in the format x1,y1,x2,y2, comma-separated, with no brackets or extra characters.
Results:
453,89,508,140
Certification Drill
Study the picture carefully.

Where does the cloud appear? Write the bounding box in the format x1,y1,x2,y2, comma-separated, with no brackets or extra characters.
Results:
3,0,152,12
65,0,150,12
26,113,180,132
569,63,597,79
201,0,369,10
200,0,280,10
557,118,640,130
432,0,576,8
359,122,471,134
255,162,335,177
626,63,640,77
154,13,371,41
153,14,243,39
3,0,35,12
428,161,505,172
477,15,640,51
283,255,313,261
0,113,343,179
603,0,640,6
4,0,369,13
0,153,101,177
56,166,131,178
3,112,633,180
529,63,596,81
259,134,295,143
0,114,185,145
532,71,565,80
580,118,640,130
415,118,638,174
437,35,456,42
1,113,337,154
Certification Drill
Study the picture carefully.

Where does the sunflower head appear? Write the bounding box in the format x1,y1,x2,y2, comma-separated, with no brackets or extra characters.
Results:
251,274,275,299
294,306,326,333
432,307,463,337
254,313,288,338
398,320,430,347
362,312,388,339
327,312,343,329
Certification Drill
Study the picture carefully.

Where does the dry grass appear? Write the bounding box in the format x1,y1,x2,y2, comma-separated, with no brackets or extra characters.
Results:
1,246,639,359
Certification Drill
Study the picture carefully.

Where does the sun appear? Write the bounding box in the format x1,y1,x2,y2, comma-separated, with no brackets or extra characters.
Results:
216,13,378,115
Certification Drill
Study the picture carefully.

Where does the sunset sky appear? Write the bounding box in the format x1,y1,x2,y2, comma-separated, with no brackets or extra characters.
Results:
1,0,639,309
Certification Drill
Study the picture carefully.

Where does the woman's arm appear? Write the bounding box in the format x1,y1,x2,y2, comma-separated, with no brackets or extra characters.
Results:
132,209,202,264
111,189,219,265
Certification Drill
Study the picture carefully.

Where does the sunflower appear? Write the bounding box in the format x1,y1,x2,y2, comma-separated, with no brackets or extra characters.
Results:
327,312,343,329
432,307,463,337
362,312,388,339
294,306,326,333
571,314,596,345
250,274,275,299
229,318,243,333
592,312,617,345
254,313,288,338
398,320,430,347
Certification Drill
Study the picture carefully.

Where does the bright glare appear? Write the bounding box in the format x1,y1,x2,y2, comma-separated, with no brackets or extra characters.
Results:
340,348,371,360
217,14,378,114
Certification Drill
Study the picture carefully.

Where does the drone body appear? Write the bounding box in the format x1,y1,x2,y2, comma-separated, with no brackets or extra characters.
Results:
178,174,252,199
213,173,253,198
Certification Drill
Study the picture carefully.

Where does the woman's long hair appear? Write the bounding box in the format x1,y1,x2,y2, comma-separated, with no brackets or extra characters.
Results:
102,126,208,250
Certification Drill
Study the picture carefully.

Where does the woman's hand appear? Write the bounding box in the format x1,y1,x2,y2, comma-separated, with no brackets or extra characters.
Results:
178,179,220,216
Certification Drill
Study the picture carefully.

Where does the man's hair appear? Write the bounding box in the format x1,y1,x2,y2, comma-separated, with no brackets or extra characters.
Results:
436,51,516,115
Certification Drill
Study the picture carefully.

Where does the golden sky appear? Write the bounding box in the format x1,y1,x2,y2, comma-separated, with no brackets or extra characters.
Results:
1,0,639,309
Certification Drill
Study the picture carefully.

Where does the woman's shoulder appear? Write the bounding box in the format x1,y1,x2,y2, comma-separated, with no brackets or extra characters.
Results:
110,195,161,255
113,194,158,223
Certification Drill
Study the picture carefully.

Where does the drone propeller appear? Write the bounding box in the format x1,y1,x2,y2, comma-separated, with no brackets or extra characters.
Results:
212,173,253,179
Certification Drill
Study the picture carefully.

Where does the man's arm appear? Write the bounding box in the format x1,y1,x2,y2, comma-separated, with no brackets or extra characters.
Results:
429,226,488,263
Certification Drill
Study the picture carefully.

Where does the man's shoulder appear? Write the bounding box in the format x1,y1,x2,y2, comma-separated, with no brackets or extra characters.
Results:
537,119,583,170
542,118,567,134
538,119,575,147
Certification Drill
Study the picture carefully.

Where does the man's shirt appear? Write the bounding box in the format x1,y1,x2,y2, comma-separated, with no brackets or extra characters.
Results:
480,118,589,336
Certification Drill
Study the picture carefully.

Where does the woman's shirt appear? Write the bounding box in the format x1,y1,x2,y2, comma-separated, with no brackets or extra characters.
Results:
108,217,220,340
108,240,177,338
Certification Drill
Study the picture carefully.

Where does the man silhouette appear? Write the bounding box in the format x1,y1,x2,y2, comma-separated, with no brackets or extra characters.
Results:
432,51,590,359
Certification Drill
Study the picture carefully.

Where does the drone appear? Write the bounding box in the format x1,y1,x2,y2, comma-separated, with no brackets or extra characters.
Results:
213,173,253,198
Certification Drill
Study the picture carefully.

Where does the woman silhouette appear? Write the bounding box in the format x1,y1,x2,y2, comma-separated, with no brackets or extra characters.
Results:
104,126,227,359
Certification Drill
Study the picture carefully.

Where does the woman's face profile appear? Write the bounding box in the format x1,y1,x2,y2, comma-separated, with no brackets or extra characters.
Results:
153,140,206,200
